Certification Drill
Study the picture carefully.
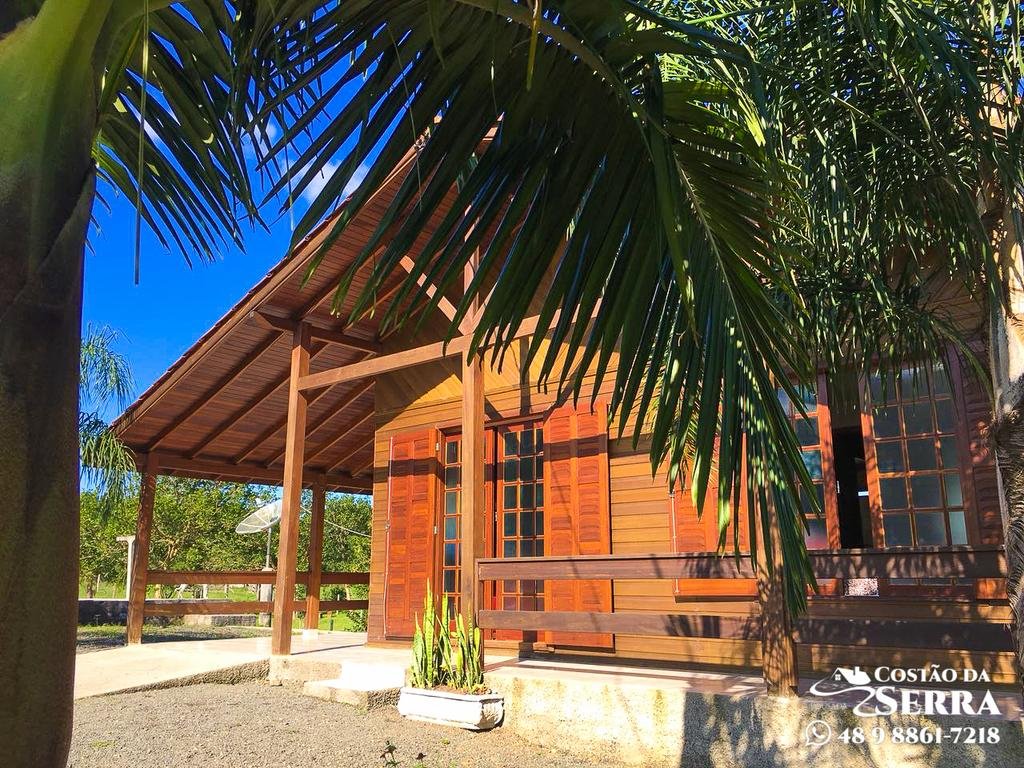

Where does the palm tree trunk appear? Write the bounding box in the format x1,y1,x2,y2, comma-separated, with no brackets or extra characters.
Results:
0,3,112,764
989,208,1024,693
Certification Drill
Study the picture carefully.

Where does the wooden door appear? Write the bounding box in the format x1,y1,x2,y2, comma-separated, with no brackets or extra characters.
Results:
384,428,439,639
543,402,613,649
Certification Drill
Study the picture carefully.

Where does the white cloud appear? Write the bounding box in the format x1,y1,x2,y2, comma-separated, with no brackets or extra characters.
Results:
299,160,369,205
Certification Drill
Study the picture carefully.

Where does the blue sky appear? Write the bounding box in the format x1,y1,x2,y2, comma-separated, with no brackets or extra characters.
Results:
84,139,369,416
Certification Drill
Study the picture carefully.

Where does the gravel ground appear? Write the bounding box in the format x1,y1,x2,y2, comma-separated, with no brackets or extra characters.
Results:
76,625,272,654
70,681,601,768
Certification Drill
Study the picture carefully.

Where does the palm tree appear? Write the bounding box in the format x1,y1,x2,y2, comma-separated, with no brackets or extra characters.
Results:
0,3,263,764
79,324,136,510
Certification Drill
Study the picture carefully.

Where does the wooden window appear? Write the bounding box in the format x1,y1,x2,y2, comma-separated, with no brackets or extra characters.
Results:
496,422,546,613
862,363,974,594
440,434,462,617
863,365,970,548
776,374,841,551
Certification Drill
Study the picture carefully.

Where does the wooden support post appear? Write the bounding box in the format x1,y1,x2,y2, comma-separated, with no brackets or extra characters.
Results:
126,454,158,645
756,494,799,696
460,252,486,665
272,324,311,655
304,482,326,631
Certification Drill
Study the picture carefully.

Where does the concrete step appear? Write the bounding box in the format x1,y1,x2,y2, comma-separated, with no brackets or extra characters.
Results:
302,678,400,710
299,659,407,710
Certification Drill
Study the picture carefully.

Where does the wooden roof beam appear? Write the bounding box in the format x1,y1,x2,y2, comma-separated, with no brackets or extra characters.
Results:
323,436,373,474
151,453,371,492
300,407,376,466
185,341,331,460
252,310,380,354
144,333,281,452
298,311,555,393
232,378,374,466
397,255,464,329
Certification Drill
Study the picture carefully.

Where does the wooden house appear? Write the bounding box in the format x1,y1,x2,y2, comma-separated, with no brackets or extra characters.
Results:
112,152,1013,690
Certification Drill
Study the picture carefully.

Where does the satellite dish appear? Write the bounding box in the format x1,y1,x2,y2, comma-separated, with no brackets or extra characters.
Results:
235,499,284,534
234,499,311,534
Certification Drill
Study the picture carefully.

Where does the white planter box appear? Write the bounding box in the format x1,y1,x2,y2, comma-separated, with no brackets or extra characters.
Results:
397,686,504,731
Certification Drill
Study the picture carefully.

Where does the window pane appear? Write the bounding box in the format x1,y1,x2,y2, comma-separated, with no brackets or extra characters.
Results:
795,418,819,447
444,517,457,540
876,442,904,473
932,366,951,395
939,437,960,469
502,596,517,611
899,368,923,399
880,478,907,510
536,456,544,480
503,432,518,457
503,486,517,510
503,540,517,558
910,475,942,508
520,596,536,611
798,384,817,410
445,491,458,515
907,439,937,470
903,403,934,435
535,540,544,557
535,428,543,451
443,570,456,593
799,484,825,514
520,429,534,455
802,449,823,481
869,373,886,403
536,484,544,508
804,517,829,549
444,543,457,566
520,539,534,557
534,511,544,533
503,459,518,482
777,387,792,415
944,473,963,507
520,511,535,537
883,514,913,546
446,441,459,464
503,580,516,593
503,512,516,537
520,483,535,509
873,407,901,438
935,399,955,432
445,467,460,488
915,512,947,545
948,510,968,545
520,457,535,481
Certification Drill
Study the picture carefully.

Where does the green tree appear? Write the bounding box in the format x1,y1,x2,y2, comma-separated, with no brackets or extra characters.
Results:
78,490,136,598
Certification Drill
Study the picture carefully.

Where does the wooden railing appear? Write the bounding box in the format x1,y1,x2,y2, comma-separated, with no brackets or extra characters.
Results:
476,546,1011,681
140,569,370,616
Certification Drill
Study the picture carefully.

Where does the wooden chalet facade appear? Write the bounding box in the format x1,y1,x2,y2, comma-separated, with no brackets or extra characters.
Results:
113,153,1014,690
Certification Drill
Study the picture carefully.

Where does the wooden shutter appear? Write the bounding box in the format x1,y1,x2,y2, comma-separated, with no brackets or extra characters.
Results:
543,402,613,648
671,461,757,598
384,428,439,639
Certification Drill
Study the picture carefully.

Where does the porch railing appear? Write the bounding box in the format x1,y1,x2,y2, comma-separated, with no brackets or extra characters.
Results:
141,569,370,616
475,545,1010,685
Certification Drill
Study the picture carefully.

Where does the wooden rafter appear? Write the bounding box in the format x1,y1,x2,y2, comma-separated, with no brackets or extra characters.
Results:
323,436,373,474
300,406,376,466
144,333,281,452
397,255,461,326
153,452,369,491
233,377,374,466
297,311,556,392
252,309,380,353
185,341,331,460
